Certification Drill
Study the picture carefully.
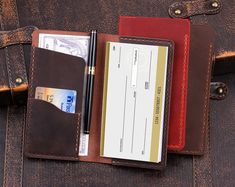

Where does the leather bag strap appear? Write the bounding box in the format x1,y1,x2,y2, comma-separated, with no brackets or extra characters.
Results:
0,0,28,105
0,0,26,186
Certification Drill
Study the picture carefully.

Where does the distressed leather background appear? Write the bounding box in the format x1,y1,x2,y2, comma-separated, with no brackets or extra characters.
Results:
0,0,234,186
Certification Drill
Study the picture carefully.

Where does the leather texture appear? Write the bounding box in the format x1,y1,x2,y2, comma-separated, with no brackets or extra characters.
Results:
119,17,214,155
25,47,85,160
0,25,37,106
0,1,27,187
168,0,222,18
119,16,190,151
174,25,214,155
0,0,28,106
0,0,234,186
0,26,37,48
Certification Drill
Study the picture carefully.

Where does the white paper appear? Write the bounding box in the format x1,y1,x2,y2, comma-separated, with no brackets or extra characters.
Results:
101,42,168,163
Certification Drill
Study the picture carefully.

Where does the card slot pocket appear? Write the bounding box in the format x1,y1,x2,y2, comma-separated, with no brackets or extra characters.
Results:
29,47,86,112
25,97,81,160
112,159,164,170
25,47,86,160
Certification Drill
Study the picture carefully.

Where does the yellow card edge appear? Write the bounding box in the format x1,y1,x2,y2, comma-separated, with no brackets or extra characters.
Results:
100,42,110,156
150,46,168,163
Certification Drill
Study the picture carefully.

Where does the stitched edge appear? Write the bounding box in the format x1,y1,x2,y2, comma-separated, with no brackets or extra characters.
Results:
184,44,213,155
120,37,173,46
0,26,34,48
3,107,10,187
201,44,212,152
30,47,36,97
162,42,173,167
193,45,213,186
75,113,81,154
0,3,30,92
25,114,80,158
1,1,27,186
13,0,28,87
3,107,25,187
25,153,80,161
168,34,189,149
25,47,81,159
4,47,15,100
25,47,36,153
4,108,26,186
1,1,24,186
203,46,213,184
26,100,80,158
20,107,25,186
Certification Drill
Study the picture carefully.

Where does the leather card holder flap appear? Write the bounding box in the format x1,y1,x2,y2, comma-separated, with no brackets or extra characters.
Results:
26,98,81,160
25,47,86,160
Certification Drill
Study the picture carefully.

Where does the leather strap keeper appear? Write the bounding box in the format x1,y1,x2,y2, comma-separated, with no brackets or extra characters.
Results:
0,26,37,106
168,0,222,18
209,54,234,100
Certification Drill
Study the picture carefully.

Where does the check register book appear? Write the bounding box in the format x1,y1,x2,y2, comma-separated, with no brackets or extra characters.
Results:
119,16,214,154
24,30,174,170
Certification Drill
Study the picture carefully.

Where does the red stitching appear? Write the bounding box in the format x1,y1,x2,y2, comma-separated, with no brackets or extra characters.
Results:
168,34,189,148
180,44,213,154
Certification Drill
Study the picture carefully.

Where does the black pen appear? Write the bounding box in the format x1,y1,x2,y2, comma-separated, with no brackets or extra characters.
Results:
84,30,97,134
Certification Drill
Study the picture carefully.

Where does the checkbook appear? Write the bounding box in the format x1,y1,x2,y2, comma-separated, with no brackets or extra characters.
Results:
101,42,169,163
25,29,174,170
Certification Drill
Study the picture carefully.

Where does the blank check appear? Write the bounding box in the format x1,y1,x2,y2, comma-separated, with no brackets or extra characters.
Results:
101,41,169,163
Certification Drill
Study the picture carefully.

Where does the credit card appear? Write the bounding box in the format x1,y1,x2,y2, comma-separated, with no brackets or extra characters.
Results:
35,87,77,113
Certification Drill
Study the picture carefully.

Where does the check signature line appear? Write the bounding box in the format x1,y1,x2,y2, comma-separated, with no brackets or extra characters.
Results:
118,46,122,68
131,91,137,153
145,50,152,90
142,118,147,155
120,76,128,152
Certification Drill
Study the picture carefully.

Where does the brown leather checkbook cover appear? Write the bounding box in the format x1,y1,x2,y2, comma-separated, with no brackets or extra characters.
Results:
24,30,174,170
173,25,214,155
